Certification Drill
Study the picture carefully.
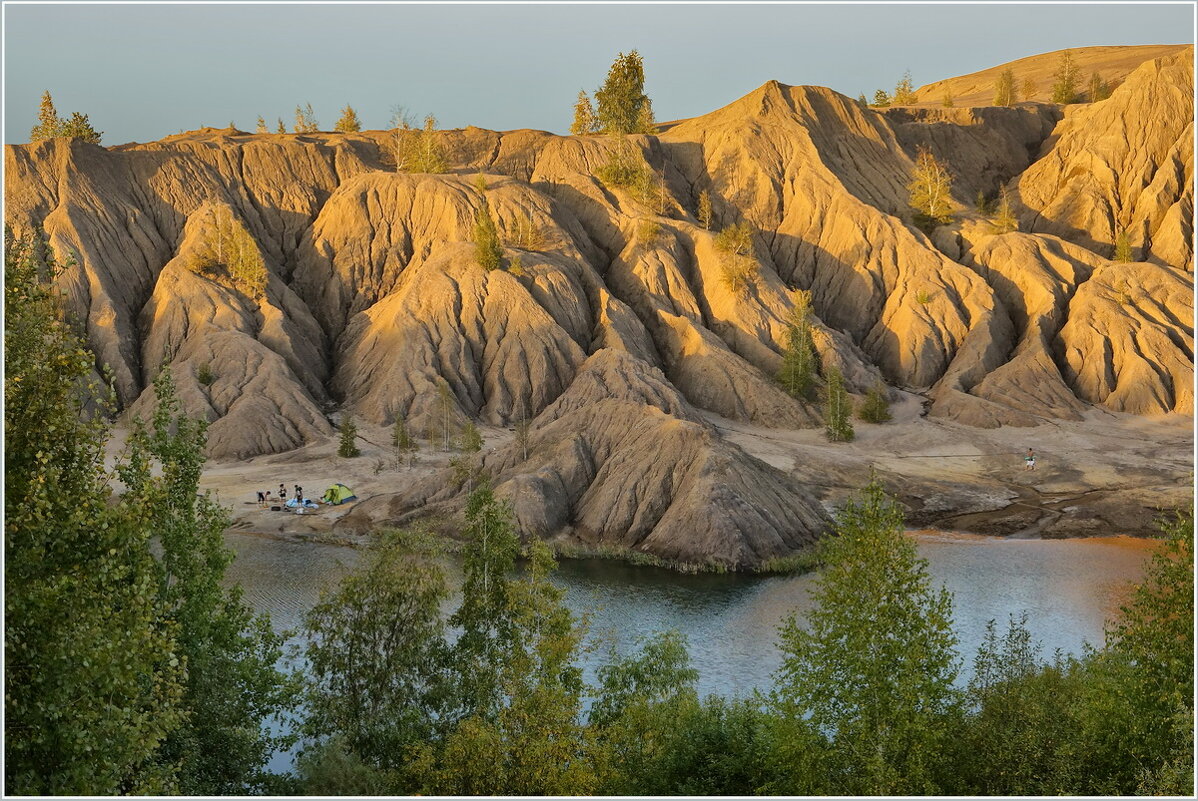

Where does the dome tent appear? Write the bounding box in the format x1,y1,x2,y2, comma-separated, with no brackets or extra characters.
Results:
321,483,357,505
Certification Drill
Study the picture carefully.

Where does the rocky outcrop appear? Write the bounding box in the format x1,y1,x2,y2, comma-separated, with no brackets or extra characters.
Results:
1015,49,1194,270
338,349,831,569
4,47,1194,568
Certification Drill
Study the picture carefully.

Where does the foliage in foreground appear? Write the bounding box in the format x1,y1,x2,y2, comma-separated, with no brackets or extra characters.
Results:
4,231,290,795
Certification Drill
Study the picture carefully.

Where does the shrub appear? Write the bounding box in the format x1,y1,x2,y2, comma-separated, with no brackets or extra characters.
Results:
596,141,656,203
186,206,268,299
472,173,488,192
715,222,759,294
506,215,546,250
473,199,504,271
196,362,215,386
636,219,661,245
915,289,935,305
857,381,892,423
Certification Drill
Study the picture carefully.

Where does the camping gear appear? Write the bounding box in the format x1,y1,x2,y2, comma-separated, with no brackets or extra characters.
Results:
321,483,357,505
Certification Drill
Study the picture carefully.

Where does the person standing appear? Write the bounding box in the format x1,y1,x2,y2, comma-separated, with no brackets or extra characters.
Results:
295,484,303,502
1025,448,1036,471
279,483,287,501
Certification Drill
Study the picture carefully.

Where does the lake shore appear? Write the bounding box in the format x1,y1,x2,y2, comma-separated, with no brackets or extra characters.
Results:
115,392,1190,560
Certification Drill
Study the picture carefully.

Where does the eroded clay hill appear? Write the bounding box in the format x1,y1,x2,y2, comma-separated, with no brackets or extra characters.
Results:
5,46,1192,568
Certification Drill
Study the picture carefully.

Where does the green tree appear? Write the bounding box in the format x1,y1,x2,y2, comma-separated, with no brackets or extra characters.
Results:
872,89,892,107
594,50,655,134
1022,77,1037,101
908,147,954,230
941,89,954,108
4,230,186,795
392,414,418,469
590,632,706,793
55,111,103,144
994,68,1016,106
29,90,61,141
1052,49,1079,104
417,535,594,795
1088,71,1110,101
1097,508,1194,790
570,90,598,135
856,93,869,108
338,413,360,458
822,365,854,442
1113,227,1133,262
767,477,959,795
992,187,1019,233
948,614,1082,795
394,114,446,174
893,70,917,104
334,104,362,132
445,485,522,721
276,118,287,134
460,420,484,452
777,289,818,400
857,380,892,423
473,197,504,271
256,116,268,134
303,528,450,781
119,367,293,794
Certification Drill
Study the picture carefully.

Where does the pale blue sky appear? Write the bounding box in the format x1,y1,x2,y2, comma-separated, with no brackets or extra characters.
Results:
4,2,1193,144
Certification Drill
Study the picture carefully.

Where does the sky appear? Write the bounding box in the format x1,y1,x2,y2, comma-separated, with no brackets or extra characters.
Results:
3,2,1194,145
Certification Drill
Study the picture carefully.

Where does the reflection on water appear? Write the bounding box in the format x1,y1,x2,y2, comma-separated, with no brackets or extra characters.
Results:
224,529,1155,704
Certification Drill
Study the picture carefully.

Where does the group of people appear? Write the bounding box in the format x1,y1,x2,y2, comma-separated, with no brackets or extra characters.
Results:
257,483,306,508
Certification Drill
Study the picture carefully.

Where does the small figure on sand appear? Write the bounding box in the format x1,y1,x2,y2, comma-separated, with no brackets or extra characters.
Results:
295,484,303,502
1024,448,1036,471
257,490,266,508
278,483,287,501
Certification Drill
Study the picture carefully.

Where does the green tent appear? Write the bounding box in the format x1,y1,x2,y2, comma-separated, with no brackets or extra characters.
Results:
321,483,357,505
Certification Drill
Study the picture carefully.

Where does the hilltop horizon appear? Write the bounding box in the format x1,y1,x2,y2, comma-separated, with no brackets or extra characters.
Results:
4,2,1192,144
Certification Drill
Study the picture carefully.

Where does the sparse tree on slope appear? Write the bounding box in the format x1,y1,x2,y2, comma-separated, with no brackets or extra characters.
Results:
595,50,655,135
294,103,319,133
992,187,1018,234
335,105,362,133
570,90,598,135
871,89,891,108
276,118,287,134
822,365,854,442
994,68,1016,107
1113,227,1134,262
777,289,818,400
1021,77,1037,102
392,414,418,469
473,197,504,271
1052,50,1079,104
255,116,268,134
1088,71,1111,102
697,189,713,230
57,111,102,144
29,90,61,141
908,147,954,230
893,70,917,105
